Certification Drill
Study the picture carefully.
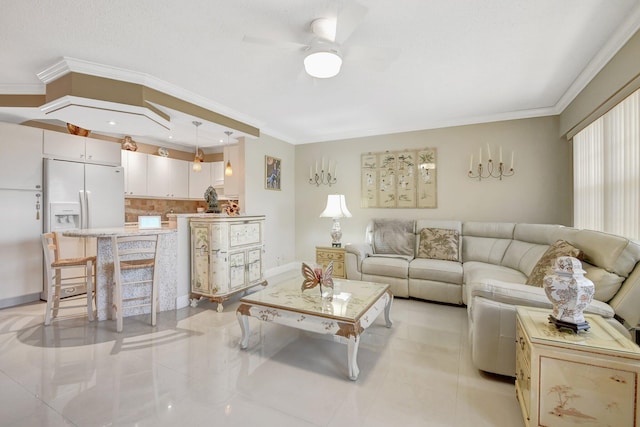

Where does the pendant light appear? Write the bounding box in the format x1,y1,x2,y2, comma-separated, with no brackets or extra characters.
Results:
192,121,202,172
224,130,233,176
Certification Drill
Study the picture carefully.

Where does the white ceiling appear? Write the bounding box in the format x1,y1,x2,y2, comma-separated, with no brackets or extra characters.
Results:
1,0,639,147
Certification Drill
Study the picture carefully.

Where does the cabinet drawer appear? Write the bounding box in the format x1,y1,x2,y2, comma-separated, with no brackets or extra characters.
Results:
515,346,531,420
317,251,345,262
320,260,344,277
516,321,531,364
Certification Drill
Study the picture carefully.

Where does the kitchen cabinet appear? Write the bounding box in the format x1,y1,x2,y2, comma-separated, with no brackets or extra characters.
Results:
190,215,266,311
515,306,640,427
0,122,43,191
188,161,212,199
121,150,148,196
212,161,224,187
43,130,121,166
0,123,44,307
147,155,189,198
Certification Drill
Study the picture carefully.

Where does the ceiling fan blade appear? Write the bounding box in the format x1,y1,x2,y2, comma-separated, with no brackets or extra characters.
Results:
242,34,306,50
334,2,368,44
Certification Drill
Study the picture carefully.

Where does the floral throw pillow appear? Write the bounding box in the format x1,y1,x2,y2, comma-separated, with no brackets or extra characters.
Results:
416,228,459,261
526,240,583,287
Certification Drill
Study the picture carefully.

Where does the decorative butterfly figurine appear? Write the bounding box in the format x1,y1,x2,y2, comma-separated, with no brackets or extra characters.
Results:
301,261,334,293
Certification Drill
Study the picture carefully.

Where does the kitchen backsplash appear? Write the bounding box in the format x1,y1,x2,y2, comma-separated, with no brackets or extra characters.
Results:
125,198,238,222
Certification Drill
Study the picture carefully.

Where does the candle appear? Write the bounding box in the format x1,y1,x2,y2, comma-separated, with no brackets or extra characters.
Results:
487,143,491,161
499,147,503,163
479,147,482,164
511,152,514,169
469,154,473,171
328,160,333,175
322,157,325,171
315,161,318,174
309,165,312,179
334,162,338,178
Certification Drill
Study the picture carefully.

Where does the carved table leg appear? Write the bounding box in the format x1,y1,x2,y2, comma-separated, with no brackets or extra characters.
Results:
347,334,361,381
237,311,250,349
384,293,393,328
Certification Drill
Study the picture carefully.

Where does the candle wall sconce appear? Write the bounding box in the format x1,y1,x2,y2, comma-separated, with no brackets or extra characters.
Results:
468,144,515,181
309,156,337,186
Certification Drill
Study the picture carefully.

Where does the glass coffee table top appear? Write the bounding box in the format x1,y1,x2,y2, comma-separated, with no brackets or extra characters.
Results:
240,277,390,323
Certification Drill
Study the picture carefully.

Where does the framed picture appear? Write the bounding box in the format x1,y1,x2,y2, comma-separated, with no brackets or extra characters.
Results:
265,155,281,190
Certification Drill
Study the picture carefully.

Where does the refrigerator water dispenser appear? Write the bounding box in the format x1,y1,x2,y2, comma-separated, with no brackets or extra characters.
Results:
49,202,81,231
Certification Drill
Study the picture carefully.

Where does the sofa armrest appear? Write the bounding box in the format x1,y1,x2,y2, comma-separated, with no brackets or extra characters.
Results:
344,243,372,278
470,279,615,319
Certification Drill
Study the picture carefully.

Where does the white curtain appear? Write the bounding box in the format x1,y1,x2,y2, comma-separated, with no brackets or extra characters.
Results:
573,89,640,240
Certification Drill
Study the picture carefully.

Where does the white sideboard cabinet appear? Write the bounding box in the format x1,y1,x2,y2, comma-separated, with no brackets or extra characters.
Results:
190,215,266,311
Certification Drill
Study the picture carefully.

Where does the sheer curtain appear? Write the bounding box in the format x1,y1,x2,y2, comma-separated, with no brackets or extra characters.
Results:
573,89,640,240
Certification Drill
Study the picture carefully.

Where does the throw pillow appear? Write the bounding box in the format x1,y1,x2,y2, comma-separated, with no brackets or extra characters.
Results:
416,228,460,261
525,240,583,287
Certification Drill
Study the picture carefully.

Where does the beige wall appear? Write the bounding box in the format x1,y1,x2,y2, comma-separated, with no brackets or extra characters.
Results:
560,29,640,138
243,133,297,270
294,116,571,263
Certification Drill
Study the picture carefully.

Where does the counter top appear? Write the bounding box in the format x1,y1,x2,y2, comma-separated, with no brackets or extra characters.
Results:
167,213,229,218
62,226,177,238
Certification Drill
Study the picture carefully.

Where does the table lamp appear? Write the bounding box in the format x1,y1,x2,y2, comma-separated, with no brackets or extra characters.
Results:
319,194,352,247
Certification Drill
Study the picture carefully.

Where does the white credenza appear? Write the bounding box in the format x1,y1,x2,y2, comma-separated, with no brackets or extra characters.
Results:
190,215,266,311
515,306,640,427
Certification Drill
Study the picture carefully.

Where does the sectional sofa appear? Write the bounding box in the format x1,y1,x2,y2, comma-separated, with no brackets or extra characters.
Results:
345,219,640,377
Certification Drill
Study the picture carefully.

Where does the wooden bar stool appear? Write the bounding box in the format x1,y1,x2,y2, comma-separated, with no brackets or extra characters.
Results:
41,232,96,325
111,234,159,333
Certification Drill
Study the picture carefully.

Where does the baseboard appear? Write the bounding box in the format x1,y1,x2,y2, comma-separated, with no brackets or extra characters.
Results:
0,293,41,309
176,294,191,310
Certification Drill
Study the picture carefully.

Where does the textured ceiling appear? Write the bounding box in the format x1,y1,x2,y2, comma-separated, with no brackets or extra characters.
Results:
1,0,639,146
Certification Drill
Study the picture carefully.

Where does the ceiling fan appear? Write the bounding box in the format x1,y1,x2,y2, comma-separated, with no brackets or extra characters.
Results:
243,2,397,79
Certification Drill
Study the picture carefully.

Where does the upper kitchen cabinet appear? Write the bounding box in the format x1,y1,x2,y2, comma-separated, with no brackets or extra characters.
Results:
121,150,148,196
43,130,121,166
147,155,189,198
212,161,224,188
189,162,212,199
0,123,43,191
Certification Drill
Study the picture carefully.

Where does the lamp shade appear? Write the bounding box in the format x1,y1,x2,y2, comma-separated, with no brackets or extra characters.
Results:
319,194,352,218
304,51,342,79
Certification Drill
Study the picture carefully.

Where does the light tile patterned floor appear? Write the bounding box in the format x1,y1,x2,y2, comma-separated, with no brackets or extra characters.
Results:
0,285,524,426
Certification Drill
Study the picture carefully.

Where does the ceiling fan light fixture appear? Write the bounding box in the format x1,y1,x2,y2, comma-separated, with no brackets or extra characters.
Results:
304,50,342,78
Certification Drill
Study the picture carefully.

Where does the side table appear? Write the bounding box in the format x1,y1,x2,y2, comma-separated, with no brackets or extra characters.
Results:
315,246,346,278
515,305,640,427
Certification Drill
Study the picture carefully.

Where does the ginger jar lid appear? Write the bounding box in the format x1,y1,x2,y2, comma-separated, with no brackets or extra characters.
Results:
553,256,585,275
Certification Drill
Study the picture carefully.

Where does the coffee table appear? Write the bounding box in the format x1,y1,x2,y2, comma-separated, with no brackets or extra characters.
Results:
236,278,393,380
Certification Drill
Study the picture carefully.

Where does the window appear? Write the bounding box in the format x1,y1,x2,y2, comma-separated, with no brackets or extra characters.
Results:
573,88,640,240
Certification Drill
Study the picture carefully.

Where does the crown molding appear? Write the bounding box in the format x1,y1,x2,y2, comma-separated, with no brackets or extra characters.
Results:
555,3,640,113
37,57,262,132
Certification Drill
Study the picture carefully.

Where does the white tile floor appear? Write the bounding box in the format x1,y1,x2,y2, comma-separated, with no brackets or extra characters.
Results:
0,286,525,427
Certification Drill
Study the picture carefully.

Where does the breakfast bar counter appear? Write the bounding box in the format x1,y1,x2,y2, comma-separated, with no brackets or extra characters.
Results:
63,226,178,321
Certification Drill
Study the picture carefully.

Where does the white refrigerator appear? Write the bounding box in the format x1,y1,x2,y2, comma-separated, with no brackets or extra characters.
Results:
43,158,125,300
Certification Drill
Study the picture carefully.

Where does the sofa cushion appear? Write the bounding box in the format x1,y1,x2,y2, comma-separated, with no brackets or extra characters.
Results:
409,258,463,284
462,236,512,264
501,240,549,276
582,261,625,302
571,229,640,277
416,228,460,261
525,240,583,287
371,219,415,256
469,280,615,319
513,223,578,245
463,221,515,239
362,255,409,278
463,262,528,305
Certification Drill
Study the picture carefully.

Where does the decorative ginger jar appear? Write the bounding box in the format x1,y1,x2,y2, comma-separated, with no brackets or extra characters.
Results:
543,256,595,325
